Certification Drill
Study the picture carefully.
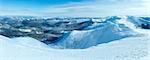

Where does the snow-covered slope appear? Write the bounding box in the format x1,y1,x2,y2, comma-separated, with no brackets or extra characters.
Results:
0,29,149,60
55,17,139,49
11,37,49,48
0,16,150,60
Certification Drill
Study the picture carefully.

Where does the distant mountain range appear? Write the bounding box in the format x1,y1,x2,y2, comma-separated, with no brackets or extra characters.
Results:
0,16,150,46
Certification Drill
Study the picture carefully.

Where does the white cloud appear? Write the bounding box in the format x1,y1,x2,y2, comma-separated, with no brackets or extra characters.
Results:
41,0,150,16
0,0,150,16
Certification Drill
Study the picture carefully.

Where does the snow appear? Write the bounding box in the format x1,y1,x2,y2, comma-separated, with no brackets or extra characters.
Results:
55,18,139,49
11,37,49,48
0,31,149,60
0,16,150,60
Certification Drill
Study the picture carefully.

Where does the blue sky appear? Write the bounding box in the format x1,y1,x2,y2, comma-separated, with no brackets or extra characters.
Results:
1,0,84,9
0,0,150,16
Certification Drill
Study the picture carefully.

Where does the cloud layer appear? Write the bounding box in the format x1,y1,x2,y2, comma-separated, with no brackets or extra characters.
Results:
0,0,150,16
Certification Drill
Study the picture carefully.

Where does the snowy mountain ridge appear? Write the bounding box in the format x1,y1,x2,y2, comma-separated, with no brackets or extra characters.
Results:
55,19,139,49
0,16,150,60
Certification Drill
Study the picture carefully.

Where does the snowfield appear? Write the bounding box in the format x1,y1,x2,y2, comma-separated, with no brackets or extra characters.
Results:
0,16,150,60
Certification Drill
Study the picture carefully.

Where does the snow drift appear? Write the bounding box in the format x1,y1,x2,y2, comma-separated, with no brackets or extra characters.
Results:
0,35,49,50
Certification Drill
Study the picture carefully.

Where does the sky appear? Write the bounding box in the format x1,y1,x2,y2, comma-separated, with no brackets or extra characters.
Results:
0,0,150,17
